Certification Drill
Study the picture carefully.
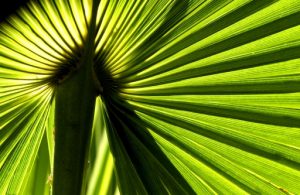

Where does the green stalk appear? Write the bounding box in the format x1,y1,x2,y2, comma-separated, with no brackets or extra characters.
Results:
53,63,96,195
53,1,100,194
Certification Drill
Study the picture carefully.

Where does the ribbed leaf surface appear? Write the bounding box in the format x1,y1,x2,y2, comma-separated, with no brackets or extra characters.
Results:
0,0,300,194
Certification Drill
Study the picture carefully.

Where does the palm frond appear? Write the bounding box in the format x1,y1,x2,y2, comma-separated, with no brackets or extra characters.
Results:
0,0,86,193
87,98,118,195
95,0,300,194
0,0,300,194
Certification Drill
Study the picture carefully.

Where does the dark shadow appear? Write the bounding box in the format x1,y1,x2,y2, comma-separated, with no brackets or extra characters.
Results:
102,94,197,194
94,36,195,192
94,59,196,193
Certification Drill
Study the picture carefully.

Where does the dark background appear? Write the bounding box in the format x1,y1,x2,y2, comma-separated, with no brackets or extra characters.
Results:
0,0,29,22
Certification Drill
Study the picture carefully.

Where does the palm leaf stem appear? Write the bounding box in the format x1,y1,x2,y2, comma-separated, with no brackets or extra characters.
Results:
53,0,100,194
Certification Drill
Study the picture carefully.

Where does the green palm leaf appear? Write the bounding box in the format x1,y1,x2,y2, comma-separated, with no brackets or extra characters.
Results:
1,0,300,194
